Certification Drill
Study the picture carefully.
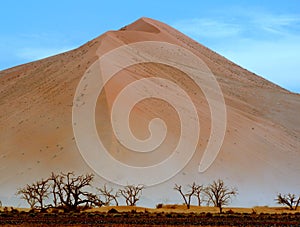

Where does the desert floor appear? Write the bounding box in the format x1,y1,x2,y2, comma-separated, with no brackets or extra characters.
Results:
86,204,300,214
1,205,300,226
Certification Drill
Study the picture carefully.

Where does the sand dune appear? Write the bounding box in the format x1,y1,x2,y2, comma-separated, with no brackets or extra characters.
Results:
0,17,299,207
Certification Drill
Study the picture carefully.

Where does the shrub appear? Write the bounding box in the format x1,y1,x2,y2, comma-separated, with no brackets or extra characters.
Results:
108,208,118,213
156,203,163,209
226,209,235,214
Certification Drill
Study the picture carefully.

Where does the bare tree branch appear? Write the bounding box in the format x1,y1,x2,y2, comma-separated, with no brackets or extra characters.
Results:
204,179,238,213
193,184,204,206
276,193,300,210
49,172,101,211
98,184,119,206
119,185,144,206
174,182,203,209
16,178,50,209
16,185,38,209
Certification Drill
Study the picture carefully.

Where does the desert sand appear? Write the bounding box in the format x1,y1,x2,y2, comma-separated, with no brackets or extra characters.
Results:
0,17,299,208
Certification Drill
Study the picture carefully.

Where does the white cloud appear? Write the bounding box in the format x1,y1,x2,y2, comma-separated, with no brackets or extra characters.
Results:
173,18,241,38
172,12,300,93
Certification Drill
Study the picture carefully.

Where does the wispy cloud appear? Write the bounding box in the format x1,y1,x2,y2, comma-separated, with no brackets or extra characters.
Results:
173,18,241,38
173,12,300,39
172,11,300,93
251,13,300,36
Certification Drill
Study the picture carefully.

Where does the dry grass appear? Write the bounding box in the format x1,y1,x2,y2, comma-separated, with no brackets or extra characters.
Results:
84,204,300,214
1,204,299,214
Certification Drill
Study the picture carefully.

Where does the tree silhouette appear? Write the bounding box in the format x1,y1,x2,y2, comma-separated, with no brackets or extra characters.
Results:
50,172,102,211
119,185,144,206
276,193,300,210
98,184,119,206
50,172,59,207
193,184,204,206
17,178,50,209
204,179,238,213
16,172,103,211
174,182,203,209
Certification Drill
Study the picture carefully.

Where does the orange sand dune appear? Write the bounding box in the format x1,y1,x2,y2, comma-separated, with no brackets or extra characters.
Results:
0,17,299,208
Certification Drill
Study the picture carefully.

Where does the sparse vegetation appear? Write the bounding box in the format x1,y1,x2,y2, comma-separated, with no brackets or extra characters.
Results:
97,184,119,206
156,203,163,209
50,172,102,211
204,179,238,213
10,173,300,227
276,193,300,210
17,172,103,212
174,182,203,209
119,184,144,206
16,178,50,210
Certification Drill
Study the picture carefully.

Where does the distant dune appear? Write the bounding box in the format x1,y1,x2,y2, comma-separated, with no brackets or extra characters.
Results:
0,17,299,207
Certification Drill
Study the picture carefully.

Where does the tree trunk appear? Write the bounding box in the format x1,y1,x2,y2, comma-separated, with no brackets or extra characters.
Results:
295,199,300,210
197,197,201,206
114,198,119,206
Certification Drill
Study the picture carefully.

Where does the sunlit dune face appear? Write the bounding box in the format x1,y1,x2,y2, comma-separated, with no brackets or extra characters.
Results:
96,62,211,167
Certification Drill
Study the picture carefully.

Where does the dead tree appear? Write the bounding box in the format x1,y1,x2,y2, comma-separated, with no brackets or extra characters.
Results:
119,185,144,206
204,179,238,213
193,184,204,206
16,178,50,209
32,179,51,209
276,193,300,210
50,172,59,207
98,184,119,206
16,185,37,209
174,182,200,209
50,172,101,211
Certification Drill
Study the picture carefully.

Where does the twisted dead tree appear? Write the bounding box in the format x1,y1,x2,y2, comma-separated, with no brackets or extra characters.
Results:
98,184,119,206
193,184,204,206
17,184,37,209
119,185,144,206
17,172,102,211
16,178,50,209
50,172,59,207
276,193,300,210
174,182,203,209
50,172,102,211
204,179,238,213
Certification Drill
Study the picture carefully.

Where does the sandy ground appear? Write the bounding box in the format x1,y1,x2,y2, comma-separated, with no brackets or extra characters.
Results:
1,205,300,226
0,17,299,207
1,205,299,214
86,205,300,214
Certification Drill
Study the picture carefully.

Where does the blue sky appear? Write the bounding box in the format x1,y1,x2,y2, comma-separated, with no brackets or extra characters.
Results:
0,0,299,93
